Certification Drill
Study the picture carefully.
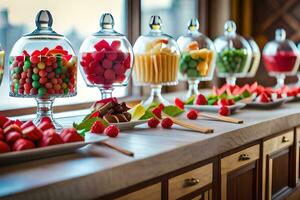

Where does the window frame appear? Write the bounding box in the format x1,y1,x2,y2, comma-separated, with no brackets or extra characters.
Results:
0,0,208,116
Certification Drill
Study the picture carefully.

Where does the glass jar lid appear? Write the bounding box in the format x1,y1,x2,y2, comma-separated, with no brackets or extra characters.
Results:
10,10,75,56
133,15,180,55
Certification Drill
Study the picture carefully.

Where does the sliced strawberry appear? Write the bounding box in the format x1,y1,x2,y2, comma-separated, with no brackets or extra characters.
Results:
40,116,52,124
218,106,230,116
195,94,207,105
21,120,35,130
90,120,106,134
38,129,64,147
0,116,9,127
15,119,23,127
60,128,84,143
4,124,22,135
218,98,228,106
5,131,22,144
12,138,35,151
22,126,42,141
175,98,185,109
38,121,55,131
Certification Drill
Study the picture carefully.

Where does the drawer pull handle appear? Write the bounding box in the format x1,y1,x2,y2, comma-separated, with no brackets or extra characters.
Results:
185,177,200,186
282,136,289,143
239,154,250,161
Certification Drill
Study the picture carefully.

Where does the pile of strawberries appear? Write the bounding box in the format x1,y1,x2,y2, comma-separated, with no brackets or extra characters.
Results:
0,116,84,154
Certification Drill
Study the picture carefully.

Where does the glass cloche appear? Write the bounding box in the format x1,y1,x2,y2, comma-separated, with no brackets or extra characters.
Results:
79,13,133,99
245,37,261,78
214,20,252,85
0,44,4,87
133,15,180,107
9,10,77,130
177,18,216,99
263,28,300,88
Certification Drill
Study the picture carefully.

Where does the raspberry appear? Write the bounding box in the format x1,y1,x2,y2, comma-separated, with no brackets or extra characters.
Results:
195,94,207,105
161,117,173,129
218,106,230,116
152,108,162,119
104,125,119,137
148,117,160,128
175,98,184,109
187,110,198,120
218,98,228,106
158,103,164,110
91,120,106,134
227,99,235,105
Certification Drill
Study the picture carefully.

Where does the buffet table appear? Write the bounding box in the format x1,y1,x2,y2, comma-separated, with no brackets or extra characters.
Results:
1,98,300,200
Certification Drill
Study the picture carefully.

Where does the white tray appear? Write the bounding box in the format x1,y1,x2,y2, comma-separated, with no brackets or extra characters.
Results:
111,120,148,131
0,134,108,165
246,98,287,109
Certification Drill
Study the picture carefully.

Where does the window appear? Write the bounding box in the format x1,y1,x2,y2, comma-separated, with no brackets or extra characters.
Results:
141,0,198,39
0,0,127,110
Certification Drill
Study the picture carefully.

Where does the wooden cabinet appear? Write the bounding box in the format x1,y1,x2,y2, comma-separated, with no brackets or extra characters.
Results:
221,144,260,200
295,127,300,183
168,163,213,200
115,183,161,200
262,130,295,200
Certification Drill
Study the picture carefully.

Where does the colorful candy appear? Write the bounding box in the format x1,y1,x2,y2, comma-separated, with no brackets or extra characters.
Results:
9,46,77,97
80,39,131,86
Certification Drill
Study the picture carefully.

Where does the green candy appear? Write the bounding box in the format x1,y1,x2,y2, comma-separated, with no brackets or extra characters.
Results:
64,88,69,94
182,54,192,62
38,87,46,96
23,60,31,70
32,74,39,81
14,67,21,74
61,67,67,73
179,61,188,73
188,59,198,68
55,67,62,74
187,69,198,77
32,81,40,89
216,48,247,74
63,77,69,83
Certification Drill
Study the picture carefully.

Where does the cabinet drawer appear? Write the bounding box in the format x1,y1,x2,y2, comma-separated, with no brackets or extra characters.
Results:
263,130,294,155
168,163,213,200
115,183,161,200
221,144,260,174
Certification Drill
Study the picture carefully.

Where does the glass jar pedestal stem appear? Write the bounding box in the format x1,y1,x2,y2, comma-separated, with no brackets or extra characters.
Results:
34,97,63,131
142,85,169,108
226,76,237,86
99,87,114,99
275,74,285,88
185,80,200,100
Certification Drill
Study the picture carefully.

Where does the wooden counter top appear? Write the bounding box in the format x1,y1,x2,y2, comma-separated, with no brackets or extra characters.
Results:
1,101,300,200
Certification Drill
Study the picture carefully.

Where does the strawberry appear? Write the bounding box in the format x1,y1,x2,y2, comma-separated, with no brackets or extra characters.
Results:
38,129,64,147
15,119,23,127
161,117,173,129
12,138,35,151
148,117,160,128
259,92,270,103
227,99,235,105
175,98,184,109
91,120,106,134
40,116,52,124
4,124,22,135
104,125,119,137
187,110,198,120
152,107,162,119
0,128,3,141
5,131,22,144
158,103,165,110
60,128,84,143
218,106,230,116
3,120,15,129
38,121,55,131
195,94,207,105
0,141,10,153
218,98,228,106
0,116,9,128
22,126,42,141
21,120,35,130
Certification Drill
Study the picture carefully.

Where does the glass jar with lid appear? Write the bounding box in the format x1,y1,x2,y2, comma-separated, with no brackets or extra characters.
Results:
263,28,300,88
245,37,261,78
214,20,252,85
79,13,134,99
9,10,77,130
133,15,180,107
177,18,216,99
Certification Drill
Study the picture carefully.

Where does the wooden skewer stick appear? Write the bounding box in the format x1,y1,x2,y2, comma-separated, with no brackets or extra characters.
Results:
200,113,243,124
100,141,134,157
162,113,214,134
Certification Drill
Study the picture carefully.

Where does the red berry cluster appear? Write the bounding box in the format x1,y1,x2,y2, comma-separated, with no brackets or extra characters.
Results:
0,116,84,154
147,105,173,129
80,39,132,86
91,120,119,138
10,46,76,97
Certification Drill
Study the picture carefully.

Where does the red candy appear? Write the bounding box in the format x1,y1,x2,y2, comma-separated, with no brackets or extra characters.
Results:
12,138,35,151
60,128,84,143
38,129,64,147
81,39,132,86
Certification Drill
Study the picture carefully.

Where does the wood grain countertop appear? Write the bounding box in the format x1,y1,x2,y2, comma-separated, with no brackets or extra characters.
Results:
1,97,300,200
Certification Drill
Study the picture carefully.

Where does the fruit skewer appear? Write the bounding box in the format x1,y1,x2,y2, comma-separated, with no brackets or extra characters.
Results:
199,113,243,124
